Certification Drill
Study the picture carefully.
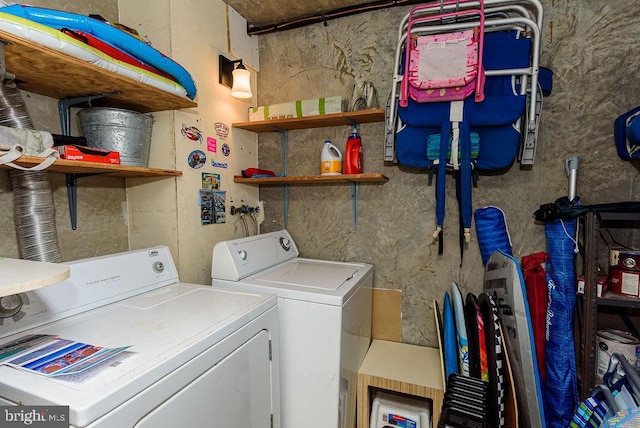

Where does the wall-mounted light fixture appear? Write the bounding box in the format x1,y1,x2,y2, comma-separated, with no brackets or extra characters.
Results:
219,55,252,99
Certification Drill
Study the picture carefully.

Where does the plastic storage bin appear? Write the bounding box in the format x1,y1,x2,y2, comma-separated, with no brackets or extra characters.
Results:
370,391,431,428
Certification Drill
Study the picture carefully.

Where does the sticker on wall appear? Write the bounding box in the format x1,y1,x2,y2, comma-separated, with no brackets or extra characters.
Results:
200,189,226,225
221,143,230,156
207,136,217,153
202,172,221,190
181,123,203,143
188,150,206,169
214,122,229,139
211,160,228,169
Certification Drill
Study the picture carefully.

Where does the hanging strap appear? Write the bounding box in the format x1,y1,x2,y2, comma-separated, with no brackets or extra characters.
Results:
434,101,467,255
434,120,451,254
0,144,58,171
460,119,472,243
0,143,24,165
455,120,472,263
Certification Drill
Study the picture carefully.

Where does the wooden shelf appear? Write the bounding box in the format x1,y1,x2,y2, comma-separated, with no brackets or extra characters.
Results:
0,30,197,113
357,340,444,428
234,173,388,185
0,257,70,297
1,155,182,178
232,108,387,230
232,109,385,132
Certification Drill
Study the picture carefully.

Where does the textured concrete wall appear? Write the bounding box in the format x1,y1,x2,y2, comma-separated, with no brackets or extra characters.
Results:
0,1,125,262
257,0,640,346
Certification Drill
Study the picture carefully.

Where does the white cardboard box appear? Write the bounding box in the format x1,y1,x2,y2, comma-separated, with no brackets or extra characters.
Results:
249,96,342,121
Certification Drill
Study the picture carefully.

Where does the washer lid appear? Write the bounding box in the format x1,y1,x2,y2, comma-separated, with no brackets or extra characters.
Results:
241,258,372,305
255,259,359,290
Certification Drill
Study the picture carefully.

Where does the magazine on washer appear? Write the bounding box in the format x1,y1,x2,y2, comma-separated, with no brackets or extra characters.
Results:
0,334,130,377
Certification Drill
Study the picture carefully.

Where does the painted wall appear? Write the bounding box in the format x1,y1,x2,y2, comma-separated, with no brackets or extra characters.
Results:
120,0,261,284
256,0,640,346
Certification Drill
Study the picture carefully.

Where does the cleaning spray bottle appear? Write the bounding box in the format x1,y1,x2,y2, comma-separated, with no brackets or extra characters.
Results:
320,140,342,175
344,126,363,174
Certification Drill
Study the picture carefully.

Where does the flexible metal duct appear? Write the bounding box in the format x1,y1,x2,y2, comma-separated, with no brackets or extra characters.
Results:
0,83,62,263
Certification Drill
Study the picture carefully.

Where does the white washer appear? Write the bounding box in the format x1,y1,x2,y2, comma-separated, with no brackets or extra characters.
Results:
211,230,372,428
0,246,280,428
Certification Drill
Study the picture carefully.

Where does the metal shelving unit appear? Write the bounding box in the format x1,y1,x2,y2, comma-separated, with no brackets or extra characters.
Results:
580,210,640,398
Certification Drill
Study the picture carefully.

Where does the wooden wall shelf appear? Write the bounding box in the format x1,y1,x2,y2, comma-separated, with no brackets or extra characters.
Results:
0,156,182,178
232,109,385,132
0,28,191,230
232,108,387,230
0,29,197,113
234,173,388,185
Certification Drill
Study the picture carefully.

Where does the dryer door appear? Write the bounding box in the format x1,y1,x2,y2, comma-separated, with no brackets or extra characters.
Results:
135,330,273,428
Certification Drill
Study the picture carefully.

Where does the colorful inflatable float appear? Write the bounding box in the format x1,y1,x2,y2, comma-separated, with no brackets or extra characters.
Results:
0,4,197,101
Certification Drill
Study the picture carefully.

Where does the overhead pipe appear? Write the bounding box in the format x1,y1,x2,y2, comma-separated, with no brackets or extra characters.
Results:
246,0,435,35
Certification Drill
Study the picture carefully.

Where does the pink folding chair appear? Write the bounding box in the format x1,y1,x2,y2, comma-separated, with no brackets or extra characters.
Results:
399,1,485,107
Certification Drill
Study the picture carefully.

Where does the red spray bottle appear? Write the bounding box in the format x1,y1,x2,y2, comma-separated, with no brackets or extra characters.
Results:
344,127,363,174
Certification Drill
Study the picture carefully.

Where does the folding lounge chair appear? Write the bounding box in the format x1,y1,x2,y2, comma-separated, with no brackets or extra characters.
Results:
386,4,542,256
385,0,544,167
395,1,487,255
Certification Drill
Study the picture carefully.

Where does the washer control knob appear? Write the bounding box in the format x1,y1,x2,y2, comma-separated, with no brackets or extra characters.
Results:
280,237,291,251
0,294,23,318
153,261,165,273
238,250,248,260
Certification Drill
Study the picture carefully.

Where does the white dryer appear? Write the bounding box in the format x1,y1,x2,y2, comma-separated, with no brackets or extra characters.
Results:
212,230,372,428
0,246,280,428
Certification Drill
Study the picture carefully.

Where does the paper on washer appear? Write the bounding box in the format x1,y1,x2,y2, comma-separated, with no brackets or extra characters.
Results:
0,334,130,377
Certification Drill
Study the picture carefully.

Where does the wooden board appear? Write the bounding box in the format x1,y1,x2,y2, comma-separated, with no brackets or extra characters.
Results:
0,155,182,178
500,323,519,428
372,288,402,342
234,173,388,185
0,30,197,113
357,340,445,428
233,109,385,132
0,257,70,297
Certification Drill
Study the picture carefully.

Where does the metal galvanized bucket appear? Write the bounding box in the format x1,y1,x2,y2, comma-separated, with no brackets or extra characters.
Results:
78,107,153,167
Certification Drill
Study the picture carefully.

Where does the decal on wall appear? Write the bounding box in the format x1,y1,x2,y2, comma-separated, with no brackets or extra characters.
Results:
214,122,229,139
202,172,221,190
207,136,217,153
200,189,226,225
211,161,228,169
188,150,206,169
221,143,230,156
181,123,203,143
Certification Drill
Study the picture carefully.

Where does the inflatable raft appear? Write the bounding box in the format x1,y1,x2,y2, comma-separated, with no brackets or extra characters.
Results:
0,5,197,101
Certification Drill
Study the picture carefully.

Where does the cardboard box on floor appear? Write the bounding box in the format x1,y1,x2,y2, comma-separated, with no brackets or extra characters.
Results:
371,288,402,342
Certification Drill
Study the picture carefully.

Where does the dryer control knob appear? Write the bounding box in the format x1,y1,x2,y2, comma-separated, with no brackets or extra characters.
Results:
279,237,291,251
0,294,23,318
153,261,165,273
238,250,247,260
